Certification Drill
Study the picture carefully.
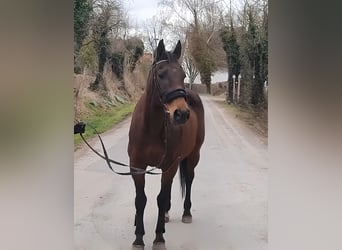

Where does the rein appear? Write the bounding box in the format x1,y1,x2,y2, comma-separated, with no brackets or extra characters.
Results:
75,60,184,176
75,120,180,176
75,122,160,175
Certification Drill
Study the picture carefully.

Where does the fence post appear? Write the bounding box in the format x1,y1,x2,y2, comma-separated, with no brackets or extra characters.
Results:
226,74,229,103
264,80,268,98
232,75,236,103
237,74,241,102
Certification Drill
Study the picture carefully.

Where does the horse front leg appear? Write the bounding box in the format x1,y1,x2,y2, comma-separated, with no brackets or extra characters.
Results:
180,154,198,224
153,182,171,248
164,184,172,223
132,170,147,249
182,169,194,223
153,166,177,249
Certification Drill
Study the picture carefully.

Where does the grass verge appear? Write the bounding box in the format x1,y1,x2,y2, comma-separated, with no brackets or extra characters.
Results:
74,102,135,148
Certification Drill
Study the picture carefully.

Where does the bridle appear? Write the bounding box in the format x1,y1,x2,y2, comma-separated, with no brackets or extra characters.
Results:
75,59,188,176
152,59,188,106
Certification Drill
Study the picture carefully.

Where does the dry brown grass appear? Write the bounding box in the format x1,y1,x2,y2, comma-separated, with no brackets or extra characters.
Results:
73,58,151,123
122,55,151,101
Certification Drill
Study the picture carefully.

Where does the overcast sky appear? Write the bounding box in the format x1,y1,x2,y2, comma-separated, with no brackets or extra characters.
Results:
124,0,161,24
123,0,243,27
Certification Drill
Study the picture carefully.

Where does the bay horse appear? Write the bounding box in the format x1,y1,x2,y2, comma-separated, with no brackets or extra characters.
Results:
128,39,205,249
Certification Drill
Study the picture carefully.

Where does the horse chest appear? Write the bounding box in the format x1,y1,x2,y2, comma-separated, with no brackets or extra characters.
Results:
138,140,165,166
179,116,198,155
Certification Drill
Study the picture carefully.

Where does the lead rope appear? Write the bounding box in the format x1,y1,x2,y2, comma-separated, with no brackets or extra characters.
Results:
76,123,160,175
75,112,180,176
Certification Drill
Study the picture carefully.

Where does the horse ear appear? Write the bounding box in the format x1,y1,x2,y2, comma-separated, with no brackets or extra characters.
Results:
173,40,182,60
155,39,165,62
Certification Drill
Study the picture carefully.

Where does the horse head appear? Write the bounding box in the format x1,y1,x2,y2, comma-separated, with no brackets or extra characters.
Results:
151,39,190,125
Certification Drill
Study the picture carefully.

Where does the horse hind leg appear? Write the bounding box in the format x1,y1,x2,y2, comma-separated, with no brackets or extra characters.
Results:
179,153,199,223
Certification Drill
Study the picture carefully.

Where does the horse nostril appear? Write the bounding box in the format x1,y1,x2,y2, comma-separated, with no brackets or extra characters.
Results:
173,109,189,124
174,109,182,122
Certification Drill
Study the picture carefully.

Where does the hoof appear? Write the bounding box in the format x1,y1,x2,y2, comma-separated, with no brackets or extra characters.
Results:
132,236,144,249
152,242,166,250
153,233,165,245
165,212,170,223
182,215,192,223
132,245,144,250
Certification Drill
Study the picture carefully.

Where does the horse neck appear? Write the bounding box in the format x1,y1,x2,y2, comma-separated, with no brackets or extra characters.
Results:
143,73,166,134
142,96,182,159
143,102,165,135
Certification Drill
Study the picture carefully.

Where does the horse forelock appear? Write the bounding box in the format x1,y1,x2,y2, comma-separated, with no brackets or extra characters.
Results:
153,51,178,65
166,51,178,63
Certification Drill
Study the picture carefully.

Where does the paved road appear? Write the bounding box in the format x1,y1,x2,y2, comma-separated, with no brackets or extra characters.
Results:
74,95,268,250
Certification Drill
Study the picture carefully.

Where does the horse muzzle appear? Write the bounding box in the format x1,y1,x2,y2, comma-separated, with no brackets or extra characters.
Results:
163,89,190,125
173,108,190,125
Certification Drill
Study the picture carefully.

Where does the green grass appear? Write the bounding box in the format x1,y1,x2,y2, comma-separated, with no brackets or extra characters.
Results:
74,102,135,147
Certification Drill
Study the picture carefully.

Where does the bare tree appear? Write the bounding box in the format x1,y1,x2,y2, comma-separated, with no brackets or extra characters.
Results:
182,37,199,89
160,0,226,93
142,15,170,58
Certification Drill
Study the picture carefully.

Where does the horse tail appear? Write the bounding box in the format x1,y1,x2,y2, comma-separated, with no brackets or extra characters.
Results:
179,159,187,199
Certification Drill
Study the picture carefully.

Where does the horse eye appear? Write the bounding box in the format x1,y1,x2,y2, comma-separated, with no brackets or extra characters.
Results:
158,72,165,79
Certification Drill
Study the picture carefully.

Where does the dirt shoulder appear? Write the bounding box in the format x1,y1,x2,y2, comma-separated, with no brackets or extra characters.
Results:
211,94,268,143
